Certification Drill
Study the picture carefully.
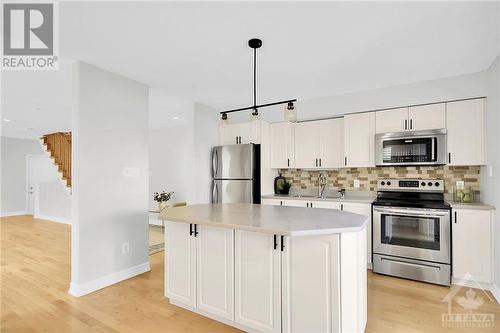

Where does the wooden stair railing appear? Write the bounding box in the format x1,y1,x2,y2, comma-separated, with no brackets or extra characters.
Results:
42,132,72,188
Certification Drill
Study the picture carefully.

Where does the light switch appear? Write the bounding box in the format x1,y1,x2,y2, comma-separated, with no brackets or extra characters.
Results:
456,180,464,189
354,179,360,188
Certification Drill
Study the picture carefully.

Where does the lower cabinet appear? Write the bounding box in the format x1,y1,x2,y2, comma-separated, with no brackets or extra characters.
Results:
166,222,234,321
234,230,282,333
452,208,494,284
341,202,372,268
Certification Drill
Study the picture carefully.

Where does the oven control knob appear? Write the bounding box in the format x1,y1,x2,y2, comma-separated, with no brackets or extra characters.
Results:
435,182,440,187
387,181,391,186
421,182,426,186
428,182,433,186
381,181,385,186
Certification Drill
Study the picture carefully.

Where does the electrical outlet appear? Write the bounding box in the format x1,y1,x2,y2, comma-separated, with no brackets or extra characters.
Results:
122,242,130,254
354,179,360,188
456,180,465,189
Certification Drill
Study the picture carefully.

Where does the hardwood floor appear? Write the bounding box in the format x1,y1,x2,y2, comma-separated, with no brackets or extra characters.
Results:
1,215,499,332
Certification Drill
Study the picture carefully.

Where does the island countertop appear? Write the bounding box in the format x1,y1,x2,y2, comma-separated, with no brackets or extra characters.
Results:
160,203,367,236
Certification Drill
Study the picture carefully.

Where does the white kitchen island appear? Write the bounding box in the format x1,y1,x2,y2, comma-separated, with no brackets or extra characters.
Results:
160,203,368,333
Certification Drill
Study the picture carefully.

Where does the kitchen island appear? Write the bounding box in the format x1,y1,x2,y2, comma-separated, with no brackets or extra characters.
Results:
160,203,368,333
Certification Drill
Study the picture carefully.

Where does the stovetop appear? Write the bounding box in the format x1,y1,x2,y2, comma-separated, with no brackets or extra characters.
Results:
372,197,451,210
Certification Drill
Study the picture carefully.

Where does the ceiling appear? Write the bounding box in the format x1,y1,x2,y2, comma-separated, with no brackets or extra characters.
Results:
2,1,499,138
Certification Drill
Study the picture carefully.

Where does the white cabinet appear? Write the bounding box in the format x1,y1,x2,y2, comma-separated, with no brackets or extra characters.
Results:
282,234,341,333
219,121,261,145
270,122,295,168
319,118,344,168
235,230,281,333
294,122,319,168
196,225,234,320
341,202,372,268
310,200,340,209
375,107,409,133
408,103,446,131
283,199,308,208
293,119,343,169
446,99,485,166
165,221,196,307
166,222,234,320
452,208,494,284
375,103,445,133
262,198,284,206
344,112,375,167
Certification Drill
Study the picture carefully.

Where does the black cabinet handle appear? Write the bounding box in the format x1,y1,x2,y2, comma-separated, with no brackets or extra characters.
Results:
454,211,457,224
448,153,451,164
404,119,407,130
273,235,278,250
194,224,199,237
319,158,322,167
280,200,283,206
287,158,290,167
239,136,242,144
306,202,309,207
189,223,193,236
344,157,347,166
310,202,313,208
281,235,285,251
410,119,413,130
315,158,318,167
340,204,343,211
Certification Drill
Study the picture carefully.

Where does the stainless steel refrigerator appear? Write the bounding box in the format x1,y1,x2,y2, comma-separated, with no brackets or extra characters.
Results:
211,144,261,204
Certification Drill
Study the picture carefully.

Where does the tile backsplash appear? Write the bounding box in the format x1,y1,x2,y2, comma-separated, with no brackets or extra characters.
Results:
278,166,481,194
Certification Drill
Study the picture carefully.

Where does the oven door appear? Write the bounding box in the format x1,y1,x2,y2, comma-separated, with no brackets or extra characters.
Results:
372,206,450,264
375,129,447,166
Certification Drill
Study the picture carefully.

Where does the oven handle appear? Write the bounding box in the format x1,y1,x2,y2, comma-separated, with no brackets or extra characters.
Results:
380,257,442,270
373,206,449,218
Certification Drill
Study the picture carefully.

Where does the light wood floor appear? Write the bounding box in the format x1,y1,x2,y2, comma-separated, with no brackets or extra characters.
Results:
1,215,499,332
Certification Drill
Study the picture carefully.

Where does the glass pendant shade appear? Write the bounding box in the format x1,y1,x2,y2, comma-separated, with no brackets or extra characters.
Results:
284,102,297,122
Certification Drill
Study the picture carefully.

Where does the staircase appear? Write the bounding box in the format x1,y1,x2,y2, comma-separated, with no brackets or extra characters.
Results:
41,132,72,188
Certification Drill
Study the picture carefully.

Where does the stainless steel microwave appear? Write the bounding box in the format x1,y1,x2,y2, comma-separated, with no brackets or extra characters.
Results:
375,129,447,166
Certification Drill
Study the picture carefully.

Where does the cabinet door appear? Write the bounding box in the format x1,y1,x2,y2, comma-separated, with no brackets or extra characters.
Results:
341,202,372,268
294,122,320,168
220,123,241,145
375,107,408,133
408,103,446,131
262,198,284,206
239,121,260,144
447,99,485,166
319,118,344,168
270,122,294,168
282,234,341,333
311,201,341,209
235,230,281,333
344,112,375,167
165,221,196,307
196,225,234,320
283,200,308,208
452,209,493,283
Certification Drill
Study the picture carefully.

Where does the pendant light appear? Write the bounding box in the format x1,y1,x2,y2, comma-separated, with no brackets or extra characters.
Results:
220,38,297,120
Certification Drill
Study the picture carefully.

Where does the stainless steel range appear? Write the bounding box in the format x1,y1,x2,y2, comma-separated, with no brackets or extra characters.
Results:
372,179,451,286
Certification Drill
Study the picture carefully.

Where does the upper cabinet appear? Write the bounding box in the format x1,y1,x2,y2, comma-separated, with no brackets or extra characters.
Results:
293,118,344,169
408,103,446,131
446,99,485,166
344,112,375,167
375,103,446,133
219,121,261,145
270,122,295,168
375,107,408,133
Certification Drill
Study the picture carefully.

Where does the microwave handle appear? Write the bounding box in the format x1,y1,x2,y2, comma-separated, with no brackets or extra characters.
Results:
432,137,437,161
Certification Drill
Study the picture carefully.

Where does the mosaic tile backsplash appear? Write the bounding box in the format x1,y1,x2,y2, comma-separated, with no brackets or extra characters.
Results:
278,166,481,194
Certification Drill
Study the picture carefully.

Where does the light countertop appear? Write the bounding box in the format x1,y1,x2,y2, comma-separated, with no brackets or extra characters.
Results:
446,201,495,210
160,203,368,236
262,192,376,204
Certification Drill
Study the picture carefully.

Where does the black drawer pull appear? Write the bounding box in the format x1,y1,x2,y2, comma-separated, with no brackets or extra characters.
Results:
273,235,278,250
281,235,285,251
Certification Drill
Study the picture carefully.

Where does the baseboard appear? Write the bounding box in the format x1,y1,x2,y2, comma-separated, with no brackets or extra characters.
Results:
0,211,28,217
490,284,500,304
149,218,163,226
68,261,151,297
34,214,72,225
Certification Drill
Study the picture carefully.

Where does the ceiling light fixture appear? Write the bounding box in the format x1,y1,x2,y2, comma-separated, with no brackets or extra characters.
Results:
3,118,11,122
172,116,180,120
220,38,297,120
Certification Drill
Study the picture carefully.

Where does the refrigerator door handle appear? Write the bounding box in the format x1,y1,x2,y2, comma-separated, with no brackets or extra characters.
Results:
211,181,216,203
215,182,219,203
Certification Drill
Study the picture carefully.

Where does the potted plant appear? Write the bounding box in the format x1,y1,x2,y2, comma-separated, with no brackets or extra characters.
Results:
154,191,172,211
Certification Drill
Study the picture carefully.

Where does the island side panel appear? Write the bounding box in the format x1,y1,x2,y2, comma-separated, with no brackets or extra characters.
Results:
340,227,368,333
282,234,341,333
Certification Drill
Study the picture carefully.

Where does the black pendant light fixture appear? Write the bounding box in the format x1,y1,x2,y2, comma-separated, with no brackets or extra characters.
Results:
220,38,296,120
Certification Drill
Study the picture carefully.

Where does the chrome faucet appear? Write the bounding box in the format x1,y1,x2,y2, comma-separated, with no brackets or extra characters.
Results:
339,188,346,199
318,173,327,198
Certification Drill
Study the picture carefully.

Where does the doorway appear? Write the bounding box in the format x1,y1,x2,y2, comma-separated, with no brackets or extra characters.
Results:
26,155,59,215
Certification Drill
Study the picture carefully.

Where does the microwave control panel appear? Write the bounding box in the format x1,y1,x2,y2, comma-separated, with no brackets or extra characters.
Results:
378,179,444,192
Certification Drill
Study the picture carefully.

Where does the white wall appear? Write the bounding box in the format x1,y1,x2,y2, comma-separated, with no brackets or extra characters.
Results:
148,89,218,212
0,137,44,214
70,62,149,296
35,182,72,223
481,55,500,292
